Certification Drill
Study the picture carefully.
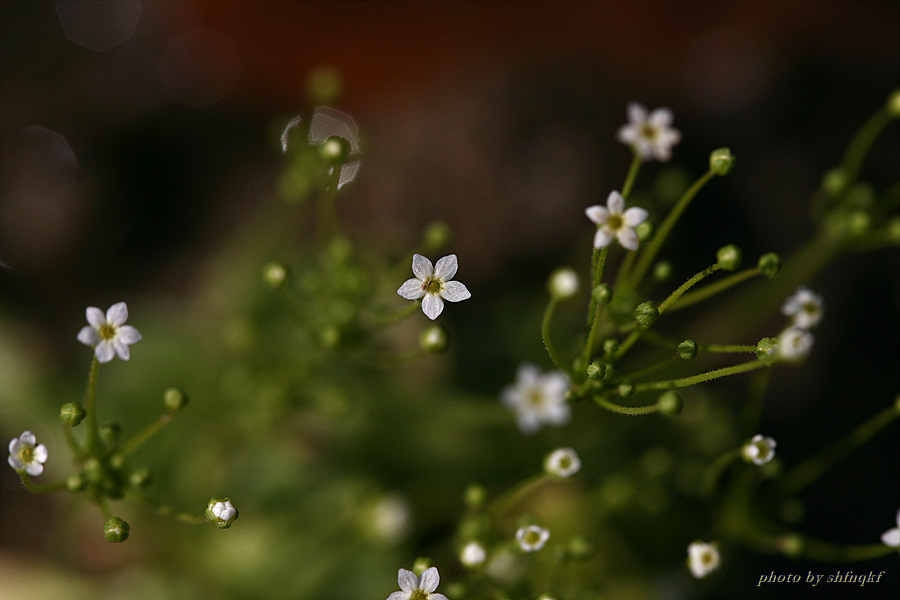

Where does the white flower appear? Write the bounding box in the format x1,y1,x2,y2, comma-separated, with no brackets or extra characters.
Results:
397,254,471,320
881,508,900,548
617,102,681,162
516,525,550,552
545,447,581,478
781,287,824,329
460,541,487,567
741,435,777,466
585,191,648,251
687,540,721,579
387,567,448,600
77,302,142,363
501,364,571,435
8,431,48,476
776,327,814,362
548,268,579,300
206,497,239,529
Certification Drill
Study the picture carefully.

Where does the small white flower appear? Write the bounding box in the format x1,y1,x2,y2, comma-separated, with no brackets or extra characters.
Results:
501,364,571,435
585,191,648,251
516,525,550,552
617,102,682,162
387,567,448,600
7,431,48,476
687,540,721,579
545,447,581,478
397,254,471,320
781,287,824,329
370,494,411,543
881,508,900,548
206,497,239,529
460,541,487,567
548,267,579,300
77,302,142,363
776,327,814,362
741,435,777,466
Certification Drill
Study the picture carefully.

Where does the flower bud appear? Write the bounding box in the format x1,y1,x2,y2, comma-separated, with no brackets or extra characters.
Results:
548,267,579,300
633,301,659,327
779,534,805,558
586,361,606,380
653,261,672,282
635,220,655,242
757,252,782,278
845,210,871,237
164,387,189,412
423,220,452,251
821,168,848,197
100,423,121,447
262,262,290,289
67,473,87,493
464,484,486,508
59,402,86,427
103,517,130,542
678,339,698,360
592,283,612,305
129,467,153,489
716,245,742,271
566,535,594,559
888,88,900,117
412,557,432,575
602,338,619,356
318,135,350,164
656,391,683,416
419,325,450,354
617,382,634,397
709,147,736,175
755,337,779,365
206,497,239,529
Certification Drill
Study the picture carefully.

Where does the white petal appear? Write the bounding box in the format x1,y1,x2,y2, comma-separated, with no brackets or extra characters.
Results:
440,281,471,302
543,402,571,424
106,302,128,326
623,206,648,227
33,444,48,463
616,228,639,251
398,278,426,300
627,102,647,124
419,567,440,593
19,431,36,446
616,124,638,145
516,364,541,385
648,107,674,126
881,527,900,547
95,341,115,364
500,386,520,408
421,294,444,320
86,307,105,328
25,462,44,476
387,593,408,600
397,569,418,593
517,412,541,435
112,339,131,361
433,255,458,280
8,455,24,470
116,325,142,344
606,191,625,214
411,254,433,280
430,595,449,600
895,508,900,528
541,372,570,397
593,228,614,249
77,326,99,346
9,437,20,454
585,205,608,225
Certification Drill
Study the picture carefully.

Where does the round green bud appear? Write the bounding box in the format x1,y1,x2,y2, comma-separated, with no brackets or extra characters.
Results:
419,325,450,354
709,147,736,175
109,453,126,471
633,301,659,327
318,326,341,349
548,267,579,300
100,423,121,447
592,283,612,305
262,261,290,289
635,220,655,242
164,387,189,412
306,65,343,105
821,168,848,197
677,339,698,360
586,361,606,380
887,88,900,117
653,260,672,282
602,338,619,356
566,535,594,559
129,467,153,489
423,220,452,251
412,557,432,575
757,252,782,278
103,517,130,543
59,402,86,427
66,473,87,493
318,135,350,163
845,209,871,237
656,391,683,416
83,457,104,483
716,244,742,271
464,483,486,508
779,534,805,558
756,337,779,365
618,382,634,397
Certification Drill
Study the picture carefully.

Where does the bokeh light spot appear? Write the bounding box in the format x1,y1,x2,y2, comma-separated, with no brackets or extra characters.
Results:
56,0,141,52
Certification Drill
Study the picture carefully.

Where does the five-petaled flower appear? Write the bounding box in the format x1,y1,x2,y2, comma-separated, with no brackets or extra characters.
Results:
397,254,471,320
881,508,900,548
77,302,142,363
501,364,571,435
387,567,448,600
516,525,550,552
8,431,48,476
741,435,777,466
781,287,824,329
776,327,814,362
617,102,682,162
585,191,649,251
545,447,581,478
687,540,721,579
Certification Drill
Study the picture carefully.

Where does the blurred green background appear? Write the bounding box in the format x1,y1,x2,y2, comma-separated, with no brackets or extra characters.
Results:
1,1,898,599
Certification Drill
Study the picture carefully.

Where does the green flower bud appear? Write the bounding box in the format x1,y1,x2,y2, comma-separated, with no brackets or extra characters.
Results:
618,382,634,397
548,267,579,300
164,387,189,412
423,220,452,251
103,517,130,543
821,168,848,197
757,252,782,278
635,220,655,242
716,244,742,271
592,283,612,305
83,457,104,483
709,147,736,175
129,467,153,489
845,209,871,237
566,535,594,559
602,338,619,356
633,301,659,327
586,361,606,380
318,326,341,349
262,261,291,289
109,453,126,471
756,337,779,365
464,483,486,509
318,135,350,164
653,260,672,282
656,391,683,416
59,402,86,427
887,88,900,117
419,325,450,354
678,339,698,360
779,534,805,558
100,423,121,448
413,557,432,575
206,497,239,529
67,473,87,493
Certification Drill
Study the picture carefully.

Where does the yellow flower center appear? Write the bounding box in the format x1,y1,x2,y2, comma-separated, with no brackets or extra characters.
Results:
423,277,443,295
526,389,545,407
606,214,624,231
409,591,428,600
641,123,659,140
99,323,117,341
19,446,34,463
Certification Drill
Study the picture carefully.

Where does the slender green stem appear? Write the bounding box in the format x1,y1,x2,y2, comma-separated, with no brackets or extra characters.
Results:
629,169,717,290
778,402,899,498
701,344,757,354
371,302,421,328
700,449,741,498
98,496,114,520
658,264,722,313
542,297,567,373
740,369,771,435
586,247,609,327
632,359,768,393
791,539,897,562
612,354,679,383
62,424,86,460
667,267,760,312
840,106,893,186
591,394,659,416
84,357,100,454
18,472,68,493
127,488,208,524
318,162,343,239
487,474,549,518
621,153,643,199
120,414,174,457
610,328,644,363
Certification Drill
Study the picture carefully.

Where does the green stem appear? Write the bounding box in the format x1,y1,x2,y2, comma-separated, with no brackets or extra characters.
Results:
621,153,643,199
318,162,343,240
657,263,722,314
701,344,757,354
632,359,768,393
120,414,175,457
18,472,68,493
840,106,893,185
701,449,741,498
778,402,899,498
127,488,208,524
666,267,760,312
84,357,100,454
792,539,897,562
740,369,771,435
586,247,610,329
487,474,549,518
591,394,660,416
542,297,567,373
371,302,421,328
612,354,679,383
63,424,86,460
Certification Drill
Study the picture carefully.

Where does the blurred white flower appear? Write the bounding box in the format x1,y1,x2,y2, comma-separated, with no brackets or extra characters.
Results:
548,267,579,300
460,541,487,567
617,102,681,162
881,509,900,548
545,447,581,478
501,364,571,434
585,191,648,251
387,567,448,600
7,431,48,476
776,327,814,362
687,540,721,579
781,287,824,329
741,435,777,466
516,525,550,552
77,302,142,363
397,254,471,320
